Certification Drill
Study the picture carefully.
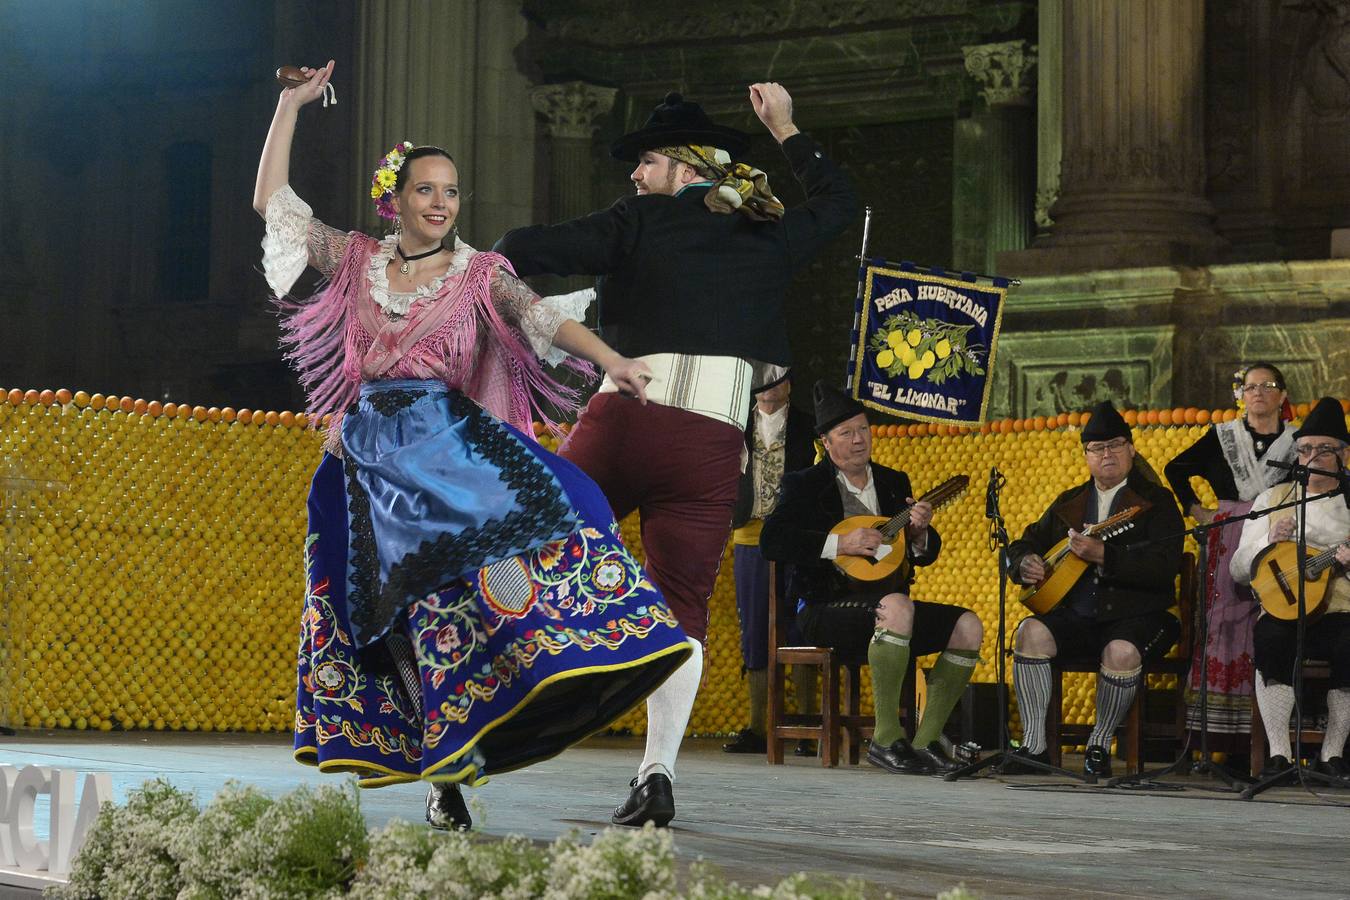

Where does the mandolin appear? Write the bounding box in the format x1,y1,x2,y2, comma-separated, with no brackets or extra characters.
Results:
831,475,970,583
1250,540,1348,621
1017,506,1142,615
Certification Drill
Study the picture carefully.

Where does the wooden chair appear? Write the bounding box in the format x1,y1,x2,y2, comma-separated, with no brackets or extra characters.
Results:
1249,661,1331,777
1045,551,1196,774
765,562,914,766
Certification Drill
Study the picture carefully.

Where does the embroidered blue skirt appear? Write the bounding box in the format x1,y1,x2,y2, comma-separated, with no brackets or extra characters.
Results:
294,380,690,786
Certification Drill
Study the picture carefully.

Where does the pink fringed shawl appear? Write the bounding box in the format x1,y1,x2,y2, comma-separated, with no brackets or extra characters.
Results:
275,234,590,438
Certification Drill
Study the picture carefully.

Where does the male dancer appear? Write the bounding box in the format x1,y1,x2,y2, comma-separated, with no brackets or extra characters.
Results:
496,83,856,825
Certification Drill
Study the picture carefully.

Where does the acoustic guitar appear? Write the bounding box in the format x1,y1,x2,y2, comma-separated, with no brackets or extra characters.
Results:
831,475,970,583
1251,540,1349,620
1017,506,1142,615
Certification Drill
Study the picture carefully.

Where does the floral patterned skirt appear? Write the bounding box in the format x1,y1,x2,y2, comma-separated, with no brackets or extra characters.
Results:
293,382,690,787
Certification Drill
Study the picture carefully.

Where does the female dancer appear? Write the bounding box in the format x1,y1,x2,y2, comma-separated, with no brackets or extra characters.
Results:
254,61,690,829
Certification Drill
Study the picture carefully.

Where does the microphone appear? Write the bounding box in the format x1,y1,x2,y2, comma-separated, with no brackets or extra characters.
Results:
985,466,1001,520
1266,458,1342,479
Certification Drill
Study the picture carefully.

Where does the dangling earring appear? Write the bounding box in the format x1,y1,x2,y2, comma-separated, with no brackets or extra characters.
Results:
450,223,459,246
393,216,403,235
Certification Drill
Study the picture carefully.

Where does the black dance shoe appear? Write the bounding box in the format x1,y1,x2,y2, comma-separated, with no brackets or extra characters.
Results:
1257,754,1296,786
999,746,1052,775
425,783,472,831
1083,744,1112,778
612,773,675,827
1313,757,1350,784
866,737,934,775
721,728,767,754
793,739,816,757
913,741,964,776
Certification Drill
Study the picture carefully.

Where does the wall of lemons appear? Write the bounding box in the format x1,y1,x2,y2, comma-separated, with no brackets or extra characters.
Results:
2,387,1346,741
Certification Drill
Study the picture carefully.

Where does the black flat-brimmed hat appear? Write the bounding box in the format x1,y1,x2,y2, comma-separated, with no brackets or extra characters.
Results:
610,92,750,162
814,381,867,435
1080,400,1132,444
1294,396,1350,443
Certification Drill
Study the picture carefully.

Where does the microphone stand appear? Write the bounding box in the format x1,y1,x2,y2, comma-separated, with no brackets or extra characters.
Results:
946,467,1090,783
1241,463,1344,799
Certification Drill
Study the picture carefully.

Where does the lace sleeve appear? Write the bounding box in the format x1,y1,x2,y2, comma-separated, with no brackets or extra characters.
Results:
261,185,352,297
491,269,596,366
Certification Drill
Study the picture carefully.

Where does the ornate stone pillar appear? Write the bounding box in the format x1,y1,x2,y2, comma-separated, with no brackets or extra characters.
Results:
530,82,618,224
1002,0,1223,275
953,41,1037,274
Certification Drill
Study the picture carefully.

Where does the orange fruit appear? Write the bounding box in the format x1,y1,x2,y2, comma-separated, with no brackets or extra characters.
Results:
1195,409,1211,425
221,407,237,423
163,402,178,417
147,401,163,417
279,411,296,428
24,389,39,405
264,411,280,427
1123,409,1138,426
38,389,55,405
1158,409,1173,426
207,407,222,423
237,410,253,425
73,390,90,408
90,392,106,410
119,397,134,413
6,389,22,406
133,398,148,415
1032,415,1047,431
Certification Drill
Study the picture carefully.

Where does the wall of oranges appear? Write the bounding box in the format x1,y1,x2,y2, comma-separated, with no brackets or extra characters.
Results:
2,387,1346,741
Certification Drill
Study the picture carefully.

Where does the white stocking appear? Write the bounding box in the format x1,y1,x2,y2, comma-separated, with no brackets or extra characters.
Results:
638,640,704,783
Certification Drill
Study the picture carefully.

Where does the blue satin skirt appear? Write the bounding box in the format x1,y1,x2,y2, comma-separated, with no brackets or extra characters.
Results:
293,380,690,786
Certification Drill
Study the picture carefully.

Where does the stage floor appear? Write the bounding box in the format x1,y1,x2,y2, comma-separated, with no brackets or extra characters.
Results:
1,731,1345,898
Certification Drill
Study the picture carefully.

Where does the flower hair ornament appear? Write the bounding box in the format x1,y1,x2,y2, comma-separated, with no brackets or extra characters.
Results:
370,141,416,221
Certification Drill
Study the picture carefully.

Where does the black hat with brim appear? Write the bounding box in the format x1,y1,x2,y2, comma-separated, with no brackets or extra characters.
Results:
610,92,750,162
814,380,867,435
1080,400,1132,444
1294,396,1350,444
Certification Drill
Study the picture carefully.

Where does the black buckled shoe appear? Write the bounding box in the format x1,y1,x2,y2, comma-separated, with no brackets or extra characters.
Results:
866,737,934,775
999,746,1051,775
1083,745,1112,779
612,773,675,827
913,741,963,776
721,728,767,754
793,739,816,758
1313,756,1350,782
1257,754,1296,786
425,783,472,831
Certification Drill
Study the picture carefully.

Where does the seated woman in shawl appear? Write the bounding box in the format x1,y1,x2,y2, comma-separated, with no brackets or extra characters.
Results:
1164,362,1295,769
253,61,690,831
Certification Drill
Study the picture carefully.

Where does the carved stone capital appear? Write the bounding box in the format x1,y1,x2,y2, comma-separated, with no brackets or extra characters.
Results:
963,40,1037,108
529,82,618,140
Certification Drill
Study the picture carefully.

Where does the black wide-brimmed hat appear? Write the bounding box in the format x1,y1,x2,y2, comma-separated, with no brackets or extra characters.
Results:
610,92,750,162
1294,396,1350,443
814,381,867,435
1080,400,1132,444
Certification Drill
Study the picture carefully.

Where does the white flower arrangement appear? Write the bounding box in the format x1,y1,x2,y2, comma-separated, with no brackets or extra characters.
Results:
51,778,951,899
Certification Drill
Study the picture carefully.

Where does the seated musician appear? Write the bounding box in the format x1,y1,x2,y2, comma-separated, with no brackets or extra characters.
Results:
760,381,983,775
1006,400,1184,777
1231,396,1350,782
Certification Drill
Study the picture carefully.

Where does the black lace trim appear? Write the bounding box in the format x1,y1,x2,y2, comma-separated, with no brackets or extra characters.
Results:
367,389,428,416
344,453,383,645
345,391,575,646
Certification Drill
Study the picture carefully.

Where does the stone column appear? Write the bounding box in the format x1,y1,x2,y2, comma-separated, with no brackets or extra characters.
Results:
1034,0,1063,233
953,41,1037,275
1002,0,1222,275
529,82,617,294
530,82,618,224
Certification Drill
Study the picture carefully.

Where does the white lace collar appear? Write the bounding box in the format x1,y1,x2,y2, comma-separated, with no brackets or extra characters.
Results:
367,234,477,318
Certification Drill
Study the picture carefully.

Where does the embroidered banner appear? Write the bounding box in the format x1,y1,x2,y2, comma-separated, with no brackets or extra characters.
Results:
847,261,1008,426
